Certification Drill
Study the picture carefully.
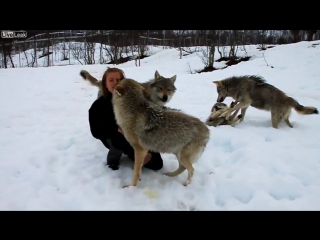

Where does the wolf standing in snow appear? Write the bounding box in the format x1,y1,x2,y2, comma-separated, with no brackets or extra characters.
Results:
213,75,318,129
112,78,210,188
80,69,177,106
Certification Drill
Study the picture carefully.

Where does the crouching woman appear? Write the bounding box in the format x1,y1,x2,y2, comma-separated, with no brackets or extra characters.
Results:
88,67,163,171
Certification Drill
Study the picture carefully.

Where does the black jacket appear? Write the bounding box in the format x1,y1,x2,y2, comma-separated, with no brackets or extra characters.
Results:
88,93,134,158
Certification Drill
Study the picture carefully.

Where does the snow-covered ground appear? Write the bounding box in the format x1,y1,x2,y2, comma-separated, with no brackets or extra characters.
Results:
1,41,320,210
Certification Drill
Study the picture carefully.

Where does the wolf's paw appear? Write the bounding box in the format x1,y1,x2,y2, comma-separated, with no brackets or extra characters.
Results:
123,185,134,188
183,180,191,186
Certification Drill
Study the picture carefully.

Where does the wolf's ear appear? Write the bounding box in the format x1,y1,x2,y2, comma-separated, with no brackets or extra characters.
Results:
114,85,125,96
155,70,161,80
213,81,223,87
170,75,176,83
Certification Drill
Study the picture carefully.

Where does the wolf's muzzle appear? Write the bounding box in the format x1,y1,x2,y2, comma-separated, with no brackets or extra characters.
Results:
161,95,168,102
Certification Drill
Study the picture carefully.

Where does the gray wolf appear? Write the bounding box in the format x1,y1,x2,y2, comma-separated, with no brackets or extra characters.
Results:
80,69,177,106
112,78,210,188
205,101,242,127
213,75,318,129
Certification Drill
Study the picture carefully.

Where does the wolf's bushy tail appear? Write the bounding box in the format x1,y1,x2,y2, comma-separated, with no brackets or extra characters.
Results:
288,97,319,115
80,70,100,88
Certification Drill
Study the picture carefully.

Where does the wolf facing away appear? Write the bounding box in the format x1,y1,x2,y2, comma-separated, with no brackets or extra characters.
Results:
213,75,318,129
112,78,210,188
80,69,177,106
205,101,242,127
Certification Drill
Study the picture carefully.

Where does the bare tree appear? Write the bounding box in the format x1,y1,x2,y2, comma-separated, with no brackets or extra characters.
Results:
208,30,217,68
128,30,139,66
22,41,30,67
176,30,186,59
196,30,217,71
305,30,318,41
1,41,7,68
61,42,69,61
70,42,84,65
51,38,61,63
6,41,15,68
33,35,38,67
196,30,207,46
61,30,69,61
216,30,228,59
21,39,37,67
83,31,96,65
0,38,15,68
228,30,240,58
136,30,149,66
46,31,50,67
29,47,37,67
256,30,268,50
84,41,96,64
99,30,106,64
104,44,123,64
103,31,127,64
290,30,300,43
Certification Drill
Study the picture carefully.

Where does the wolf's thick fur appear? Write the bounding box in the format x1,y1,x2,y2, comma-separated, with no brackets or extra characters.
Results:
80,70,102,90
205,101,242,127
112,78,210,188
213,75,319,129
80,69,177,106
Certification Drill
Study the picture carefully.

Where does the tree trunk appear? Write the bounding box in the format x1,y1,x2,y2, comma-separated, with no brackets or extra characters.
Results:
2,41,7,68
306,30,317,41
47,31,50,67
